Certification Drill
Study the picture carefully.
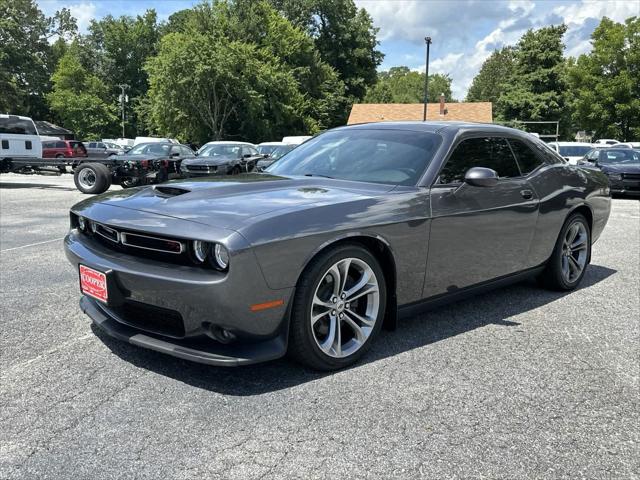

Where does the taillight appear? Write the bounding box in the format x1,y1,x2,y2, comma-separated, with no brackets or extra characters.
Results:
141,160,149,168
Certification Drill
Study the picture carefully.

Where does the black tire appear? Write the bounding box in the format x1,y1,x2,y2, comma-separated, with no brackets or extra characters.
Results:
538,213,591,291
230,166,241,175
55,154,64,159
289,243,387,371
73,163,112,194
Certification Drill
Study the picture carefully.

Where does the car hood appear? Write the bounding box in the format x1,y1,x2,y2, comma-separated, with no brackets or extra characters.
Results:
74,174,395,231
182,156,235,166
600,163,640,174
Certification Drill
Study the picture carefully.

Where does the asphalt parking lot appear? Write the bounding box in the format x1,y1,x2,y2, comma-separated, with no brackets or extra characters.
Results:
1,173,638,479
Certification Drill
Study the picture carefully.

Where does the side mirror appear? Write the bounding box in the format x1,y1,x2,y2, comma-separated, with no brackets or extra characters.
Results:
171,152,180,158
243,153,252,158
464,167,499,187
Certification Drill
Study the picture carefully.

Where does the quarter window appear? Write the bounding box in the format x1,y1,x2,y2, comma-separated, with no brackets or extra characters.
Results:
509,139,545,175
438,137,520,184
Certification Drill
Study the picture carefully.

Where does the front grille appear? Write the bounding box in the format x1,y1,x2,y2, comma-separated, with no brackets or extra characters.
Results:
121,231,184,254
94,223,119,243
111,300,185,337
623,173,640,181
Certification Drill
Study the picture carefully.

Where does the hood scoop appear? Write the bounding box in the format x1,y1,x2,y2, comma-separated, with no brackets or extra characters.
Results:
152,185,191,197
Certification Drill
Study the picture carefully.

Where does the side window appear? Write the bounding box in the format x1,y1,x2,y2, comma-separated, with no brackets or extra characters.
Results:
438,137,520,184
170,145,180,155
97,142,105,149
181,146,193,156
55,141,65,148
88,142,96,148
509,139,545,175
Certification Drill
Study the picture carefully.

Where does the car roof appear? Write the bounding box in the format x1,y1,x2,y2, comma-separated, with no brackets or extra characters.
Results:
335,120,531,136
549,142,593,146
258,142,286,146
0,114,34,121
203,141,256,146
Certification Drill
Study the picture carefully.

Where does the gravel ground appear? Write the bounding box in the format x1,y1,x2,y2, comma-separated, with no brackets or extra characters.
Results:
1,173,638,479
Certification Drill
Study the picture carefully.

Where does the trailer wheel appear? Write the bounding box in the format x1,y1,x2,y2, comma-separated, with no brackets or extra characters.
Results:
74,163,112,194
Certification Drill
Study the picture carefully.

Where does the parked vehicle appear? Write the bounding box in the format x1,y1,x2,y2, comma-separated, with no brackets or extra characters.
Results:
282,135,312,145
85,141,126,158
579,148,640,196
133,136,179,146
256,144,296,171
103,138,134,150
0,114,42,165
65,122,610,370
72,142,195,194
257,141,286,156
42,140,88,159
182,142,262,176
547,142,593,164
593,139,620,146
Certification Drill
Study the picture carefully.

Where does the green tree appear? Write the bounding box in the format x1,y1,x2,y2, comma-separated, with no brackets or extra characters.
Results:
47,46,118,139
86,10,160,135
497,25,569,128
144,0,347,142
364,67,454,103
0,0,76,117
466,47,516,104
568,17,639,141
272,0,383,102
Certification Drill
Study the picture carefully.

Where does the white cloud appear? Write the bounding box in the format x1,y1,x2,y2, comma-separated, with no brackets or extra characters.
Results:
68,2,97,32
361,0,639,100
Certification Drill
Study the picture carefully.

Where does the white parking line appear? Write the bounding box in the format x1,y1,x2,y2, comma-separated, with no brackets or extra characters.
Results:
0,237,65,252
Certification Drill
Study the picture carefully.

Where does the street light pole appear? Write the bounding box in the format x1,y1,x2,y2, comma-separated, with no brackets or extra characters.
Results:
117,84,129,138
422,36,432,121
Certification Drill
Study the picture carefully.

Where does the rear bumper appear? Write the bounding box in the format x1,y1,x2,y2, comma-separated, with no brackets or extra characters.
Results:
82,296,287,366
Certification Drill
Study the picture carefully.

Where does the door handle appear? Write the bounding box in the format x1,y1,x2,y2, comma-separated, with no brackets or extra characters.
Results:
520,189,533,200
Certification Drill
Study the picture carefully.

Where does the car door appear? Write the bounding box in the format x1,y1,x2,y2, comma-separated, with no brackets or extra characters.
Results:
424,136,539,298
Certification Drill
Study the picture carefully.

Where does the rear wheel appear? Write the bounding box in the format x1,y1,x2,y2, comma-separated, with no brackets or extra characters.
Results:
289,244,386,371
74,163,112,194
55,154,64,159
538,213,591,290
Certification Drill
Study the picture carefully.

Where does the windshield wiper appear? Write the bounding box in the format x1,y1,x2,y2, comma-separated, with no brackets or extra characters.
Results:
304,173,334,179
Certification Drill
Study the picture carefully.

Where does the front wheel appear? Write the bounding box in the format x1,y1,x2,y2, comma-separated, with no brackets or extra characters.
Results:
289,244,386,371
538,213,591,290
120,177,141,188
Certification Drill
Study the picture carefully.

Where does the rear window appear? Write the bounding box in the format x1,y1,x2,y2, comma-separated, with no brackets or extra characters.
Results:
558,145,592,157
0,117,37,135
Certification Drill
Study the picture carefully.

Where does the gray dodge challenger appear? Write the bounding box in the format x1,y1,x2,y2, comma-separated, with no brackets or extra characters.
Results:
65,122,611,370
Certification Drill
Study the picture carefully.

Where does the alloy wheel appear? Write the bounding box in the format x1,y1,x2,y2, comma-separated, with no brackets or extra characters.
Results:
310,258,380,358
561,221,588,283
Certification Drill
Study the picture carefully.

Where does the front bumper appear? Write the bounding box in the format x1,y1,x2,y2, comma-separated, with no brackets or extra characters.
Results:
82,296,287,366
608,176,640,196
65,225,293,366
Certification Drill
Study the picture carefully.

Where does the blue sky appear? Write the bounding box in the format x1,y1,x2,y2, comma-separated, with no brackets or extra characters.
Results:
38,0,639,99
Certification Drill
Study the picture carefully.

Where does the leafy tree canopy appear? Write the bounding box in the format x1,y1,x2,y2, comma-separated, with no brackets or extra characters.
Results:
568,16,639,141
0,0,76,117
466,47,516,105
47,44,118,139
364,66,454,103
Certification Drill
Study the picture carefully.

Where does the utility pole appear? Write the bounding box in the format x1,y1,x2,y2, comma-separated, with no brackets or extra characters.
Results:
117,84,129,138
422,36,432,121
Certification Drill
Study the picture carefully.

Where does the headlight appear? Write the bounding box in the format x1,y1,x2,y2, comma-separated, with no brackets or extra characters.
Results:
213,243,230,270
78,216,87,231
607,173,622,181
191,240,210,263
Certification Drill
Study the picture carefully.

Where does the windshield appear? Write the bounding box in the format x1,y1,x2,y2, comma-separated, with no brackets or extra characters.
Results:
599,149,640,165
558,146,592,157
128,143,171,155
257,145,280,155
267,129,442,186
199,144,241,157
270,144,296,160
